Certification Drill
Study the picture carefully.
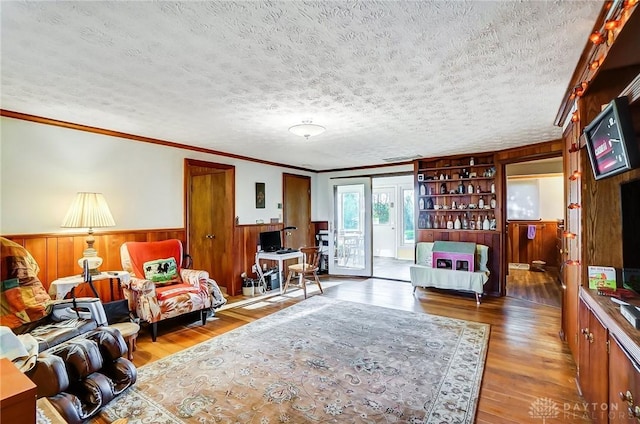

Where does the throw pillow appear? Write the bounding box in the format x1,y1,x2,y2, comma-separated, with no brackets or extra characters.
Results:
143,257,180,285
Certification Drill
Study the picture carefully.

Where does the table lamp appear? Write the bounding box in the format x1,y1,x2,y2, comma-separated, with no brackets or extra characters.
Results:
61,192,115,275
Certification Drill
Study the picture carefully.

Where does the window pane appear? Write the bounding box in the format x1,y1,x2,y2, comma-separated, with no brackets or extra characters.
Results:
403,189,414,243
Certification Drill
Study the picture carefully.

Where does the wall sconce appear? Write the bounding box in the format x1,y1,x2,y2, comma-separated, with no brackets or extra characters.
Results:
574,81,589,97
604,19,619,31
563,231,577,239
568,203,581,209
568,170,581,180
565,260,581,266
589,60,600,71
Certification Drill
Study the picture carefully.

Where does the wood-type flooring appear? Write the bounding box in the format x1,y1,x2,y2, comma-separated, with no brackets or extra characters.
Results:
97,277,590,424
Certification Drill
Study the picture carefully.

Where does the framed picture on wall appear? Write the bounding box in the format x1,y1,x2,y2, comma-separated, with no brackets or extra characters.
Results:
255,182,265,208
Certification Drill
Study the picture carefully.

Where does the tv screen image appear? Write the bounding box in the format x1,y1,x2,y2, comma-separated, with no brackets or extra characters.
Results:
584,96,639,180
259,230,282,252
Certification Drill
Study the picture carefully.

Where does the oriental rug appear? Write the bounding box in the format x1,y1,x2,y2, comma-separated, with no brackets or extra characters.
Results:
99,296,489,424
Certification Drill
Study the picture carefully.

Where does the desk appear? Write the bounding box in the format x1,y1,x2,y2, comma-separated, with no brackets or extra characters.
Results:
49,271,130,300
255,251,303,294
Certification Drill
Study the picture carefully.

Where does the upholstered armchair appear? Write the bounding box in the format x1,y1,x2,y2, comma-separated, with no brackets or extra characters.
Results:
120,239,223,341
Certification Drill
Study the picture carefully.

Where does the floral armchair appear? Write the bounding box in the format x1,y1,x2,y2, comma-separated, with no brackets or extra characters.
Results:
120,239,225,341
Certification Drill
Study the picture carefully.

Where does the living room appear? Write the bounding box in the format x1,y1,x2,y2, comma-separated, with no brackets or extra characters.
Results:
2,2,640,423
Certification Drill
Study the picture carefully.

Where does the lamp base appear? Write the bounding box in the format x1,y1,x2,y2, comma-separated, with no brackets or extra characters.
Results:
77,248,103,276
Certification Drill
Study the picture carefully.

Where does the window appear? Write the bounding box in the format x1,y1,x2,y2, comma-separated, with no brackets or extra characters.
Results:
402,188,414,244
372,191,391,225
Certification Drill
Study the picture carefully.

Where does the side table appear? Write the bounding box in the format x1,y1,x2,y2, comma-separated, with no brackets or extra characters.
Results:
49,271,131,301
109,322,140,361
0,358,36,424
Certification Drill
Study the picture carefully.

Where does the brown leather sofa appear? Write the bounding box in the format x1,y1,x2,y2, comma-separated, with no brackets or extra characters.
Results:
27,326,137,423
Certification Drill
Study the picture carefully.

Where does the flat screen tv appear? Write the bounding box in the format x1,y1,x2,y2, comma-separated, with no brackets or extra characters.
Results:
259,230,282,252
621,178,640,294
584,96,639,180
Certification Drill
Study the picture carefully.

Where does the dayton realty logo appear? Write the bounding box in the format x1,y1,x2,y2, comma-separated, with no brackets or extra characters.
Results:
529,397,560,422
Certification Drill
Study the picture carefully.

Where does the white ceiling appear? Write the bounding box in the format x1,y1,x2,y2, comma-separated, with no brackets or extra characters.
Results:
0,1,602,171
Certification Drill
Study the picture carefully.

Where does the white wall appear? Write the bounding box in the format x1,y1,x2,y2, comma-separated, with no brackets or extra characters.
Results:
0,117,313,234
506,175,564,221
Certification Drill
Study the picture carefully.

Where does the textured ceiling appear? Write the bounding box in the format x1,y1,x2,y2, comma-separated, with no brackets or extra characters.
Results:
1,1,602,171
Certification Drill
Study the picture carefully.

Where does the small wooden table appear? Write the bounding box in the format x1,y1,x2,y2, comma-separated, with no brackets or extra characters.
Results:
0,358,36,424
109,322,140,361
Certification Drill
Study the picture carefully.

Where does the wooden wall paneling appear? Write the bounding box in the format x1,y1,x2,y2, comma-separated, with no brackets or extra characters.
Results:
507,221,559,267
494,139,564,162
3,230,185,296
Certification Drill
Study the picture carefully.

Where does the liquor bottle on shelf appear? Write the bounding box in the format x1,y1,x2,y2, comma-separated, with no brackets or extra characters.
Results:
426,197,434,209
458,181,464,194
490,215,496,230
469,215,475,230
476,215,482,230
483,215,491,230
478,196,485,209
440,182,447,194
490,195,496,209
462,214,469,230
454,215,461,230
467,182,474,194
418,213,426,229
419,198,425,210
425,214,432,229
439,215,446,229
433,214,439,229
476,185,481,194
491,182,495,194
470,157,475,166
446,215,454,230
420,184,426,196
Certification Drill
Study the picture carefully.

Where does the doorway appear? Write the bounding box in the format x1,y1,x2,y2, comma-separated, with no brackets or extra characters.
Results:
504,157,563,307
283,173,312,249
371,175,414,281
185,159,235,294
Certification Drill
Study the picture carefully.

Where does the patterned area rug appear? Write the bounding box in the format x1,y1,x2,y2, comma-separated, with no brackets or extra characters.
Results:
99,297,489,423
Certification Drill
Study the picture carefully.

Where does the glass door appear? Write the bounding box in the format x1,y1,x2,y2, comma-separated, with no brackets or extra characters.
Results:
328,178,372,276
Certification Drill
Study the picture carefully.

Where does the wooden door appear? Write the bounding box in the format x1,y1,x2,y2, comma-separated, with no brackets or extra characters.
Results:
186,160,235,293
283,173,311,249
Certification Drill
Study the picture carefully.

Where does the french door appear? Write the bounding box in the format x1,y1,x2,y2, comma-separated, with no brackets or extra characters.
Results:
328,178,372,276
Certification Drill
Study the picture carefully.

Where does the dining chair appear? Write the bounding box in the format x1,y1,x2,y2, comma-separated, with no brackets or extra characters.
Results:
282,246,323,299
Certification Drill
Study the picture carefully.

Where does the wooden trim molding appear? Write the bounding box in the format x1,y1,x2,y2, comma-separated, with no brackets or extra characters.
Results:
0,110,316,173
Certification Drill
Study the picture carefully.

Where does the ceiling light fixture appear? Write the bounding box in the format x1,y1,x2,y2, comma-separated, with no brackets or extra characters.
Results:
289,121,325,140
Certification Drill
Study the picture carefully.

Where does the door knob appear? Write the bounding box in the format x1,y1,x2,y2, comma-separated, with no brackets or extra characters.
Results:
205,234,216,239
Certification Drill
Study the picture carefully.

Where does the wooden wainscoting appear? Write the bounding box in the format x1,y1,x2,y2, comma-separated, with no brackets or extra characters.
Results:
507,221,559,268
233,223,286,296
3,229,185,299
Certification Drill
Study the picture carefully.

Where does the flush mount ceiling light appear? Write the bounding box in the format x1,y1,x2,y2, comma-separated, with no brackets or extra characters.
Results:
288,121,325,140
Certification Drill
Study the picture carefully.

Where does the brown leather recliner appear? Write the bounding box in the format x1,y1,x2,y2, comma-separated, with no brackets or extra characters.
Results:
0,237,137,423
27,326,137,424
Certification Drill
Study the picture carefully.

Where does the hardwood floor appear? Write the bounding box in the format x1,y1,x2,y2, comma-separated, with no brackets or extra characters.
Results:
507,267,563,308
119,277,590,423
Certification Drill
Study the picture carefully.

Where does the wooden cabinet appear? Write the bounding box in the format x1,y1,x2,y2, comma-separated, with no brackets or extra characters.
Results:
579,288,640,423
413,153,503,296
579,297,610,423
0,358,36,424
415,153,498,233
609,334,640,423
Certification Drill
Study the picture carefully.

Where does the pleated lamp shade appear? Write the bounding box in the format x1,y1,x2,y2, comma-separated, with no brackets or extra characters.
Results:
61,192,115,274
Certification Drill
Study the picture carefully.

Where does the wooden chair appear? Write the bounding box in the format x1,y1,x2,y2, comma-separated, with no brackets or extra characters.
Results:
282,246,323,299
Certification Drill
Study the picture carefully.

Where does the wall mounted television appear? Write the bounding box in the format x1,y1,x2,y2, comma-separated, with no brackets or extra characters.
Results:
259,230,282,252
584,96,639,180
621,178,640,295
